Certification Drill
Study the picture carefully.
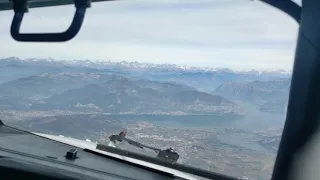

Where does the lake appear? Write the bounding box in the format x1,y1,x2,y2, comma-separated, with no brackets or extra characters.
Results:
105,110,285,131
108,100,287,131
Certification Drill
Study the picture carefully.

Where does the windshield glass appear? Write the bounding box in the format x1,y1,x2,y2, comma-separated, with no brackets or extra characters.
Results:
0,0,299,179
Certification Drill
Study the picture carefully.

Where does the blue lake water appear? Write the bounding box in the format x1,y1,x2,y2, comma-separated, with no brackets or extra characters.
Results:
108,110,285,131
111,101,287,131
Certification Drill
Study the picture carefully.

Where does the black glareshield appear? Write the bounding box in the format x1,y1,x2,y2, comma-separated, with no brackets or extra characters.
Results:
10,0,90,42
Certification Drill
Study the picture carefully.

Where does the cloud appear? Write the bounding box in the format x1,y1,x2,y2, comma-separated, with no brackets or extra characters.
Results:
0,0,299,70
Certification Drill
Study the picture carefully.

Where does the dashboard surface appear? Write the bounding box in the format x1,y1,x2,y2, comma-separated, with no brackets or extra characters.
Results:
0,122,187,180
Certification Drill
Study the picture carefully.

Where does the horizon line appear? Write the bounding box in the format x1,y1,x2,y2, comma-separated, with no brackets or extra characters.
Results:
0,56,293,73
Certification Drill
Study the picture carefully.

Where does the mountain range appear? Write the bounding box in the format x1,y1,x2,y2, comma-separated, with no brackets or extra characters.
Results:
0,57,291,115
0,72,245,116
213,78,291,113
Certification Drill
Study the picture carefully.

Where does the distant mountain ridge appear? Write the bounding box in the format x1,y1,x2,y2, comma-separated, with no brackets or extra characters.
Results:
213,78,291,113
0,73,195,99
0,73,117,99
213,78,290,99
33,76,245,116
0,72,244,116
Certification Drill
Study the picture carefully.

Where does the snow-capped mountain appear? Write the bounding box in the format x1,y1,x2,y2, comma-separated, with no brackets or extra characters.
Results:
0,57,291,92
0,57,291,75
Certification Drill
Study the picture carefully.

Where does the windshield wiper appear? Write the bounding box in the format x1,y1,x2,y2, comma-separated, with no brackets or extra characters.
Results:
108,130,180,163
91,130,237,180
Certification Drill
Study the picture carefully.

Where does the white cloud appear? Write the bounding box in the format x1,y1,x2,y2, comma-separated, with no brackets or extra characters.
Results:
0,0,299,70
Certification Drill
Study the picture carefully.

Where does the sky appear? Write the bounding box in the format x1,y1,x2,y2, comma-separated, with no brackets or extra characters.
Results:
0,0,300,70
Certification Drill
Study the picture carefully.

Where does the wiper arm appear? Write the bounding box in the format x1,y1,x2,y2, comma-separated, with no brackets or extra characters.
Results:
108,130,179,163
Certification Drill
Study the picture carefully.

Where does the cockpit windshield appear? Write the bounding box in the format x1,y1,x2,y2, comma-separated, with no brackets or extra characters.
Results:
0,0,299,179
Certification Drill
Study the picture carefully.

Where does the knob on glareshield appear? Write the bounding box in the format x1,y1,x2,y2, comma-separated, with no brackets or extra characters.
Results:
66,148,78,160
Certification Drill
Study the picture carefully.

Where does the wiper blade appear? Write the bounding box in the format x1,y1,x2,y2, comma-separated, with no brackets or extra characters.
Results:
107,130,179,163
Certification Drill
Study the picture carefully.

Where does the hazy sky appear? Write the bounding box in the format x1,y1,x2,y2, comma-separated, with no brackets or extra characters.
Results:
0,0,300,70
